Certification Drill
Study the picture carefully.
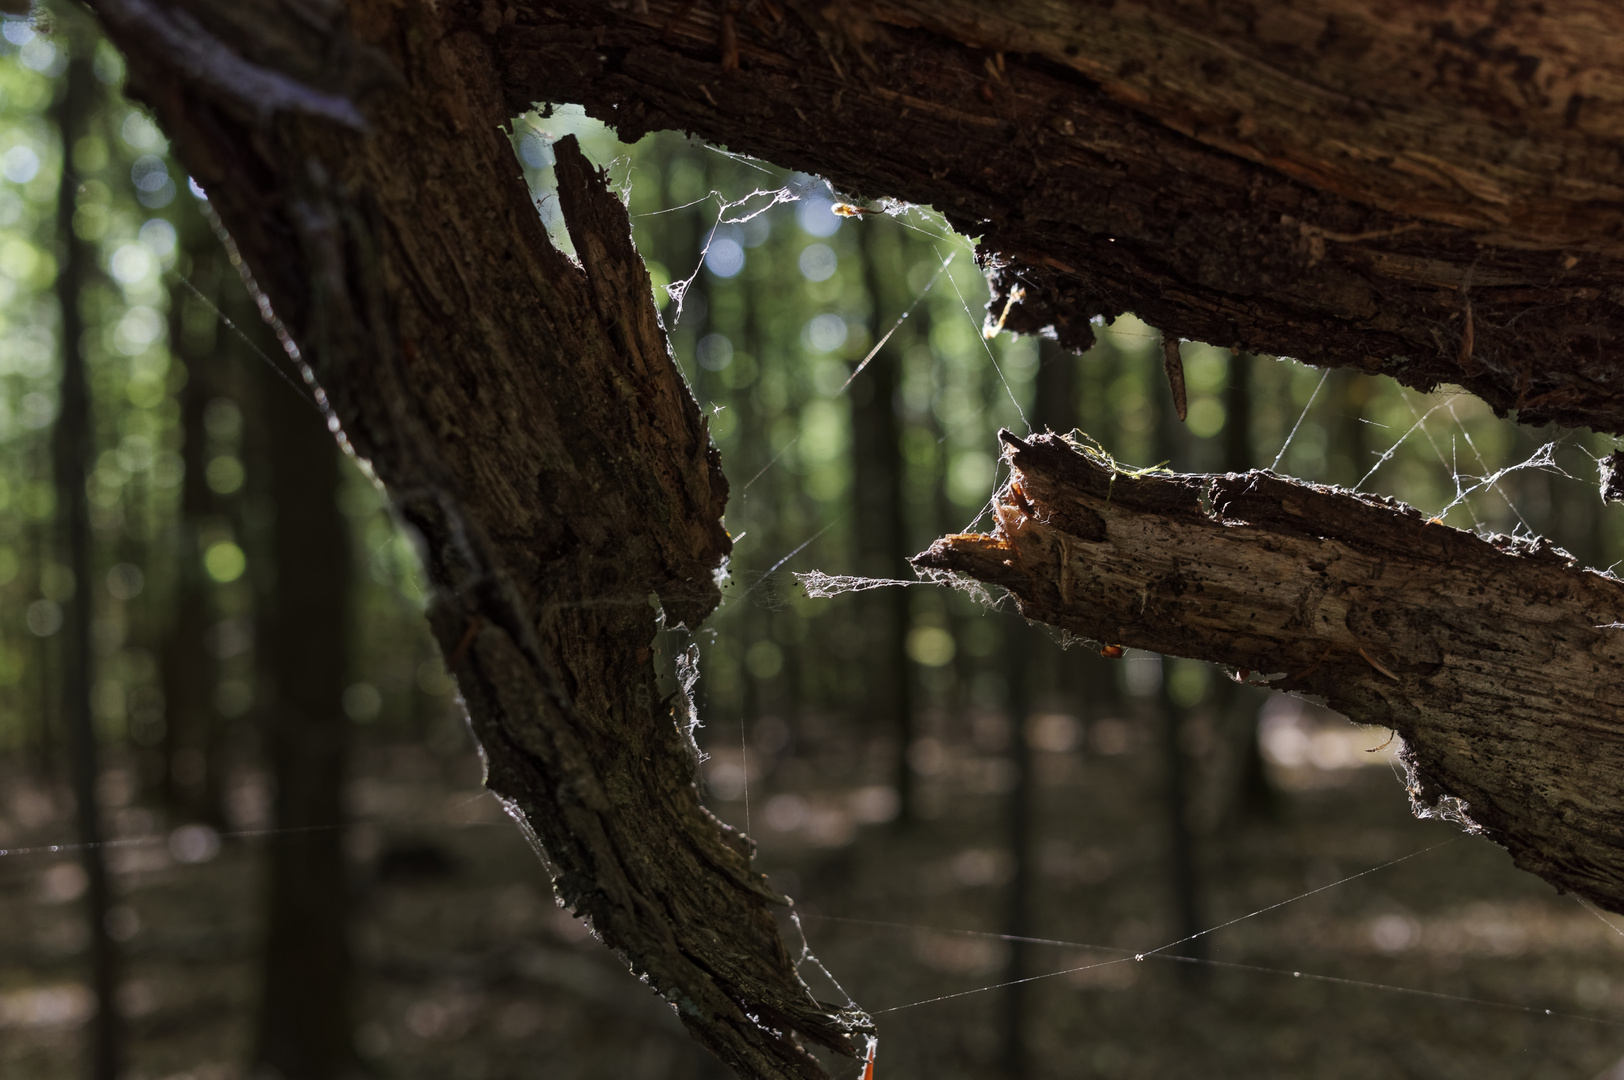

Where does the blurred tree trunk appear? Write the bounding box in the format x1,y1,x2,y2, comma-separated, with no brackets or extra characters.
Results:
52,17,120,1078
161,246,221,823
31,517,58,779
252,365,355,1080
1332,370,1372,489
1157,659,1205,978
1000,338,1077,1076
998,618,1033,1079
1221,354,1278,825
734,287,766,735
1154,346,1204,977
1224,355,1254,481
853,220,915,820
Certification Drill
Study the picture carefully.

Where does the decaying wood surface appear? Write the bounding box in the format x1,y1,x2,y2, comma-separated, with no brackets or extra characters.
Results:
916,432,1624,913
488,0,1624,433
85,0,867,1074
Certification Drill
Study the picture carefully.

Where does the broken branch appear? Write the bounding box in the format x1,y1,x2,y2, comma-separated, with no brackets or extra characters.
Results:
915,431,1624,913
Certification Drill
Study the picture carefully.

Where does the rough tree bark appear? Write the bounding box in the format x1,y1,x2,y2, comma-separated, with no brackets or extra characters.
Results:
916,432,1624,913
491,0,1624,433
84,1,866,1076
74,0,1624,1073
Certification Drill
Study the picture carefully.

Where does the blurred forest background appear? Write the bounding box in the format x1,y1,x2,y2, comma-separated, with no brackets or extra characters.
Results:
4,14,1624,1080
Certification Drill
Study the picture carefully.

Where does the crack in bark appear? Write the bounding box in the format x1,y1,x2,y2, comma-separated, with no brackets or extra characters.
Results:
916,431,1624,914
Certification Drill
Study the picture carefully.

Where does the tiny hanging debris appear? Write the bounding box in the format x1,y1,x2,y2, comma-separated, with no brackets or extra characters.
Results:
1162,334,1188,422
986,284,1025,340
1600,448,1624,504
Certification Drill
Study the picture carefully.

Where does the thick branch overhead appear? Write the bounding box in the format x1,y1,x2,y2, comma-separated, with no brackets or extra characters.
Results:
486,0,1624,433
916,432,1624,913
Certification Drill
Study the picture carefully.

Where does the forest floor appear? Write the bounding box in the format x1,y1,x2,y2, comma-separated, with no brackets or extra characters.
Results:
3,690,1624,1080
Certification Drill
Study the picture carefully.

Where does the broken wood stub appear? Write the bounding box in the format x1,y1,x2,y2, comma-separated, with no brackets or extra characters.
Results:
1601,449,1624,505
915,432,1624,913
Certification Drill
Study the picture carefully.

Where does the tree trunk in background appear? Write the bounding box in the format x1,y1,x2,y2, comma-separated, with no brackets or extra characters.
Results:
1158,660,1205,978
32,516,58,780
1224,356,1254,481
998,625,1033,1080
735,266,770,741
497,0,1624,435
1154,350,1205,976
1033,341,1079,440
1001,337,1078,1076
253,359,355,1080
161,247,221,823
853,221,914,821
52,19,120,1079
1333,370,1373,489
1221,355,1279,825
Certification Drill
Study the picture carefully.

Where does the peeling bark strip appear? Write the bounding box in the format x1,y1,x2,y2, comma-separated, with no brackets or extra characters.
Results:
488,0,1624,434
86,0,865,1074
916,433,1624,914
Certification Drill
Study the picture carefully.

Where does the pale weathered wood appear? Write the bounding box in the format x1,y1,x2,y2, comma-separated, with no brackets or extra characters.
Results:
916,432,1624,912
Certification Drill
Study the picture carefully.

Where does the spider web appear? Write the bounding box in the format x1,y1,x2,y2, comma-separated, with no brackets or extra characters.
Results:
135,115,1624,1077
654,196,1624,1074
537,127,1624,1072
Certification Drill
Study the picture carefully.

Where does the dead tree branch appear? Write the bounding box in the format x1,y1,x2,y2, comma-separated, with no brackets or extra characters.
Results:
916,432,1624,913
87,0,867,1074
482,0,1624,434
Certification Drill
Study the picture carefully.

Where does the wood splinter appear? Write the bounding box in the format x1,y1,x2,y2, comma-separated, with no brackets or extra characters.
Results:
913,430,1624,914
1161,334,1187,422
1358,645,1399,682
